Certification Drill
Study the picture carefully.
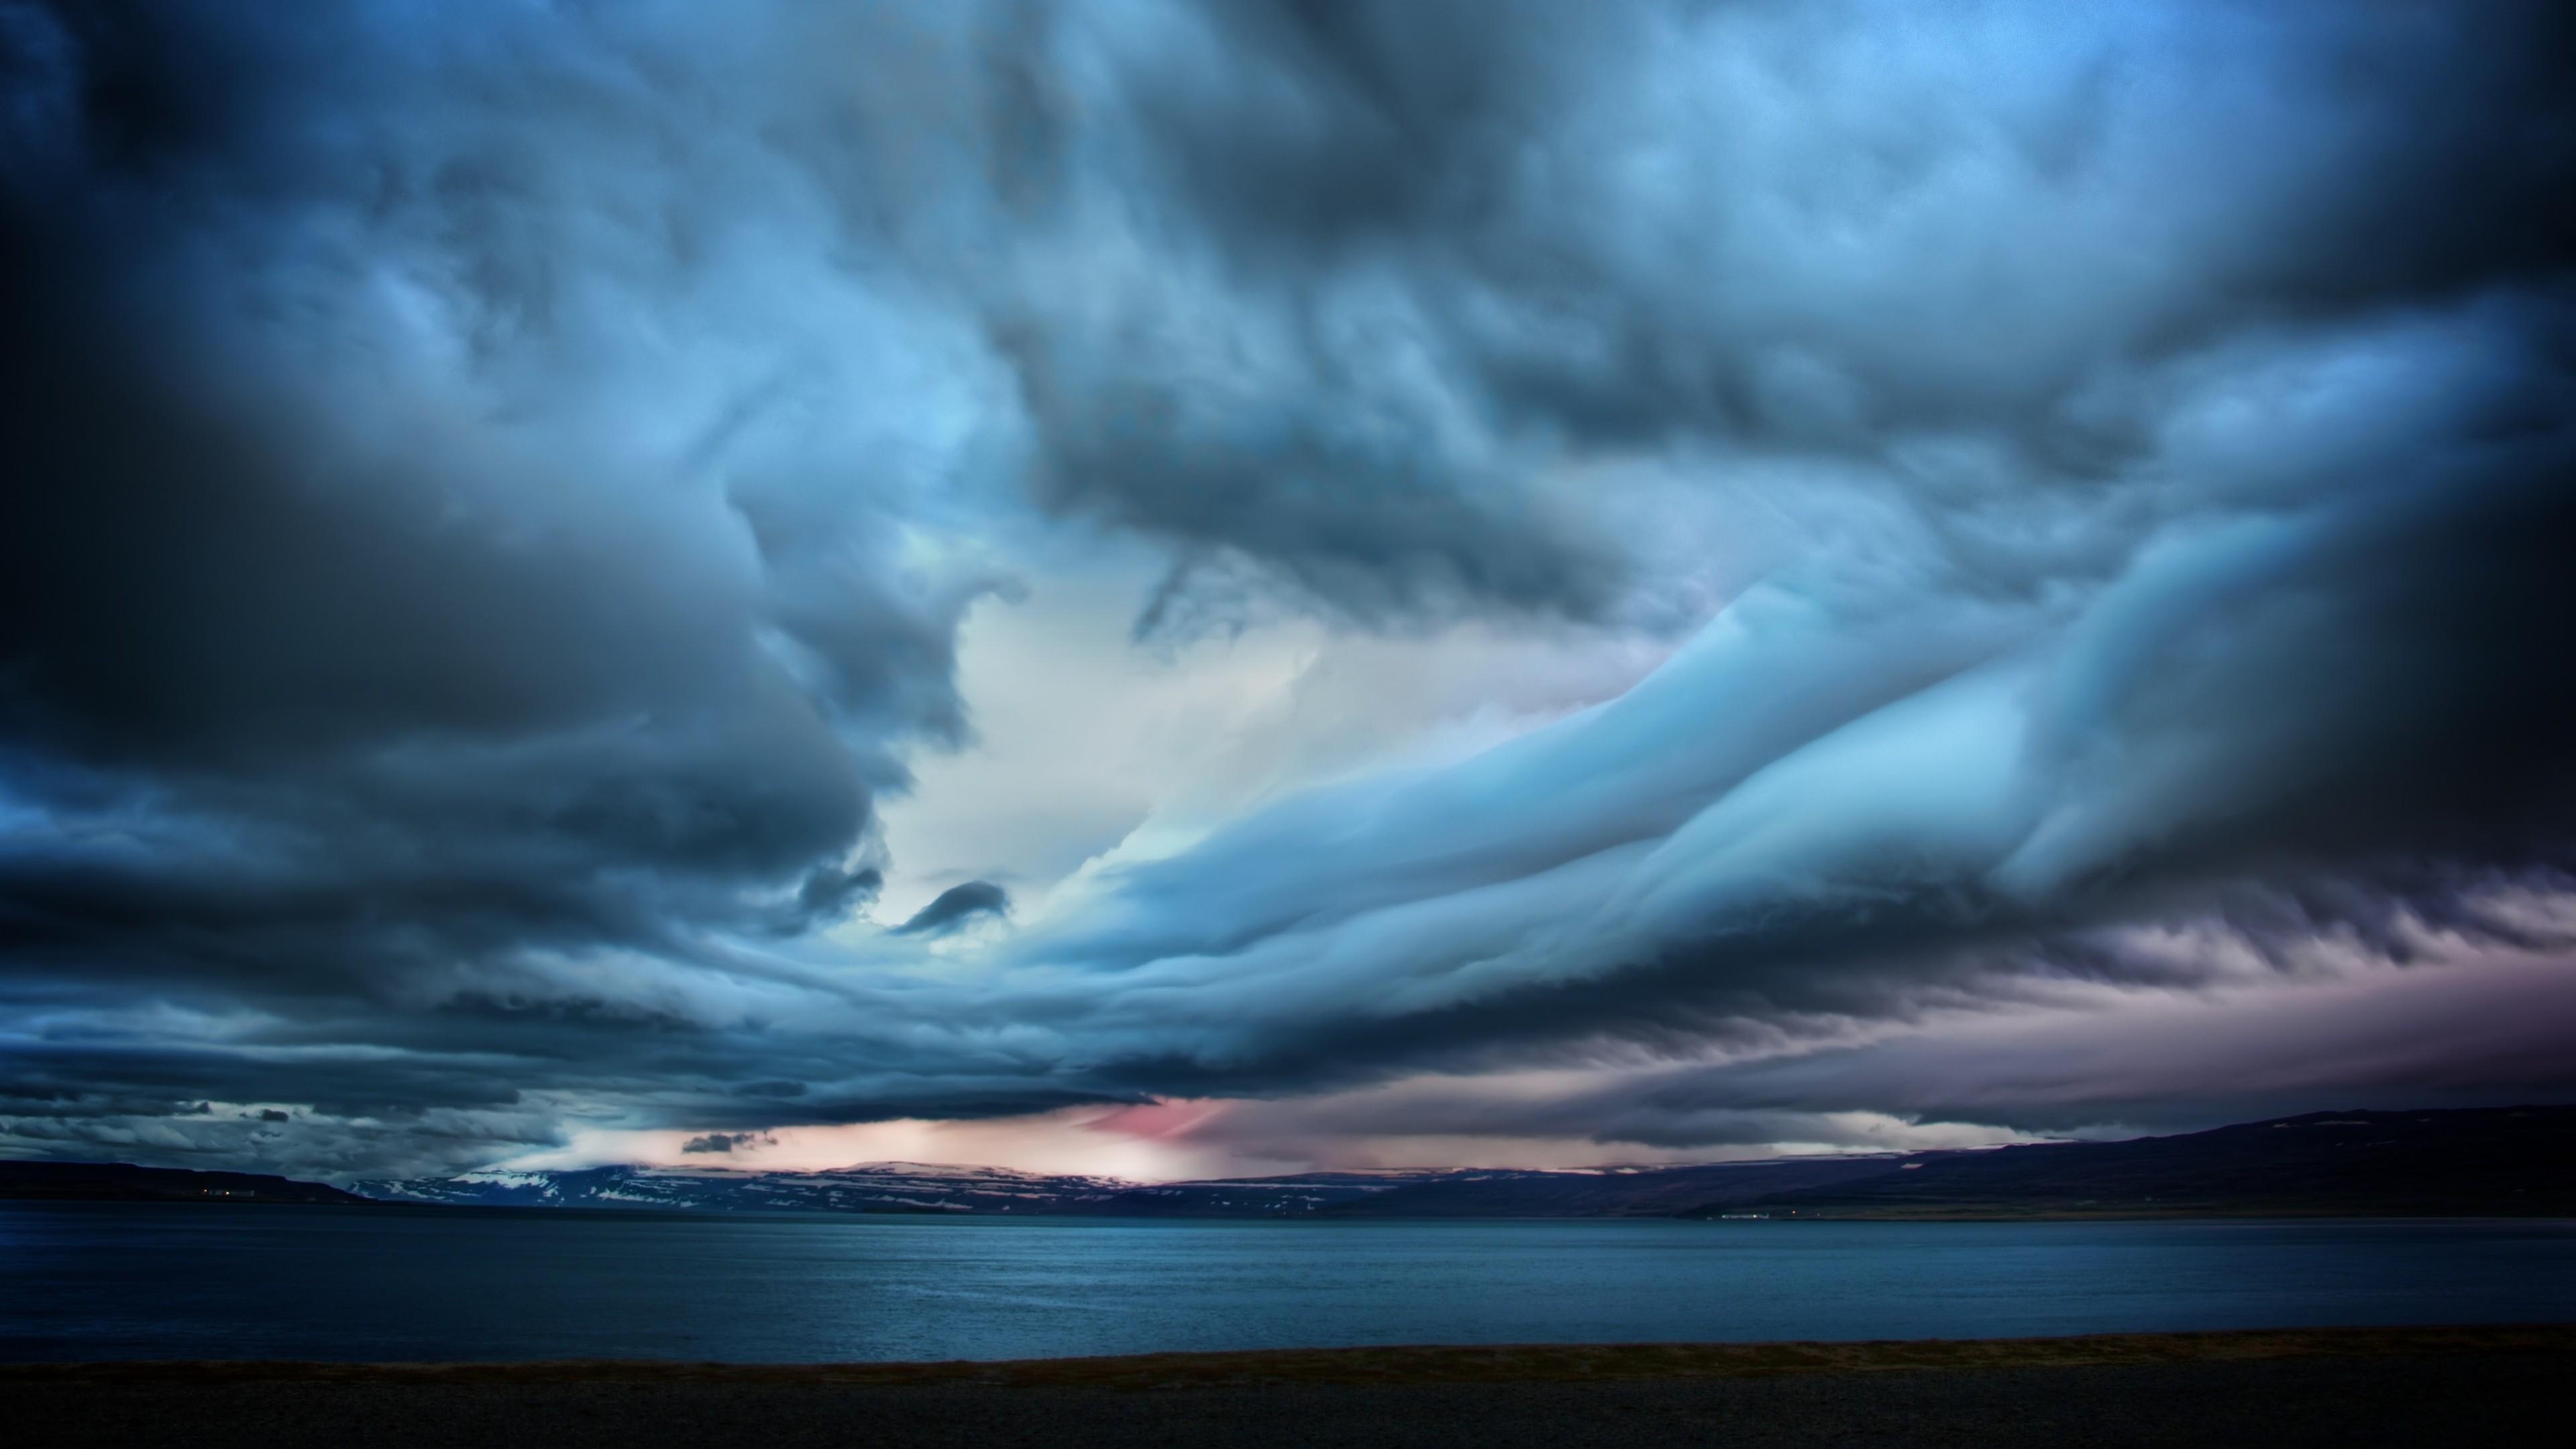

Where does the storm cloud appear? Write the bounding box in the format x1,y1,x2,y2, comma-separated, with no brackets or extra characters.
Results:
2,1,2573,1178
892,881,1012,937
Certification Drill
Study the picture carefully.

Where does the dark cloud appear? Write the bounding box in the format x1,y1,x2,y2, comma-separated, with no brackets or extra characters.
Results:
1555,943,2576,1146
892,881,1012,937
2,0,2573,1177
680,1131,770,1155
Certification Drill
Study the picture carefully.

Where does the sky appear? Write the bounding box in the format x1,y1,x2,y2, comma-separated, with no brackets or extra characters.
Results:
2,0,2573,1184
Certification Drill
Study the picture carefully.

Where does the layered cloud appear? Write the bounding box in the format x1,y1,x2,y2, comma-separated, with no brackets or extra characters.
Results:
2,1,2572,1178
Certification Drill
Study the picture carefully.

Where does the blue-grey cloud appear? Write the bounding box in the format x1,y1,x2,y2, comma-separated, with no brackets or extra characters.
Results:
892,881,1012,937
1,0,2572,1178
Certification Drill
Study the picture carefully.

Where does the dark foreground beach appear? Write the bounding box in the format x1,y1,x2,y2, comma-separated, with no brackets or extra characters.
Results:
7,1326,2568,1448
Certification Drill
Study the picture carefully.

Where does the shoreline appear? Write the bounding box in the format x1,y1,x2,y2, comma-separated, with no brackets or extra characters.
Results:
13,1195,2575,1224
12,1323,2573,1385
16,1327,2569,1447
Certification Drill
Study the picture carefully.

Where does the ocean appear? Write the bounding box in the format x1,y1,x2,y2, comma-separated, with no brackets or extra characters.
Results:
5,1204,2571,1363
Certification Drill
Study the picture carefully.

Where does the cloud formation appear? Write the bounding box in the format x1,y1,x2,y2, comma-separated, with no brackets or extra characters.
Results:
892,881,1012,938
2,0,2572,1178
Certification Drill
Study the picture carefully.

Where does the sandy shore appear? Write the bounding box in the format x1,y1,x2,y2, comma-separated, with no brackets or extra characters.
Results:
10,1326,2569,1447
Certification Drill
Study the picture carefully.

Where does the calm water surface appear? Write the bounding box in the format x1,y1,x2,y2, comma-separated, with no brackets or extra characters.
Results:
4,1204,2571,1362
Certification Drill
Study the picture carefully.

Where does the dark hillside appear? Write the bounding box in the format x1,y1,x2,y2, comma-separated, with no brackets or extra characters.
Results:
0,1161,374,1206
1744,1108,2576,1218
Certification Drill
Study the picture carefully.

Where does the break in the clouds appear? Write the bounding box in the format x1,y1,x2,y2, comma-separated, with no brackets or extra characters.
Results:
3,1,2573,1180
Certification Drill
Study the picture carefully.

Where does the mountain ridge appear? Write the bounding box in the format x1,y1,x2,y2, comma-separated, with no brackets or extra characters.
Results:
1734,1106,2576,1219
14,1106,2571,1218
349,1106,2576,1219
0,1161,376,1205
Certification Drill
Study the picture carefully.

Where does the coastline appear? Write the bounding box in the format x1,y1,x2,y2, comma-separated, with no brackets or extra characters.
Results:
13,1328,2567,1447
14,1193,2575,1223
11,1324,2575,1385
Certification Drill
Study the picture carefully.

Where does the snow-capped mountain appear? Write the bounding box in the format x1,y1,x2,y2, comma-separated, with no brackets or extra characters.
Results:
352,1161,1140,1214
347,1161,1445,1216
